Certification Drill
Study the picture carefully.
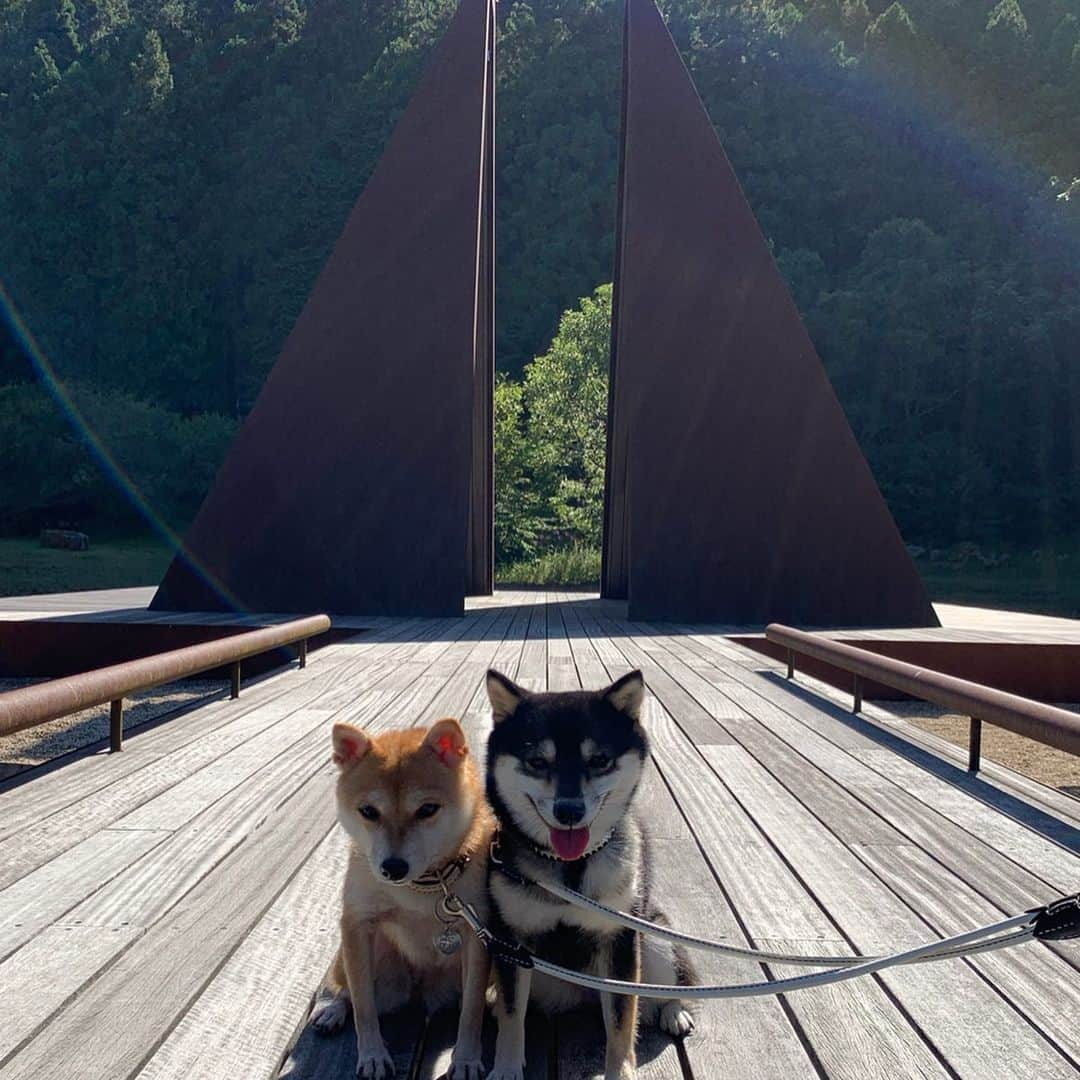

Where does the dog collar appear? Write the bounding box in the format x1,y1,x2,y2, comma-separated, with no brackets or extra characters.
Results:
408,853,470,894
493,828,616,865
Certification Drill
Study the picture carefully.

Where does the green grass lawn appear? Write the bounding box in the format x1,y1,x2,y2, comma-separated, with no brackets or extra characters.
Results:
0,536,176,598
2,533,1077,619
496,545,601,588
914,548,1080,618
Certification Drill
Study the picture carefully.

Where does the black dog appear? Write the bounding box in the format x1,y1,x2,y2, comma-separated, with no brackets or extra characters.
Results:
482,668,695,1080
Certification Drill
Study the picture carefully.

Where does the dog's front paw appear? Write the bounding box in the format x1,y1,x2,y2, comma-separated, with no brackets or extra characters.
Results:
485,1066,524,1080
446,1051,485,1080
659,1001,695,1038
310,994,350,1034
356,1038,395,1079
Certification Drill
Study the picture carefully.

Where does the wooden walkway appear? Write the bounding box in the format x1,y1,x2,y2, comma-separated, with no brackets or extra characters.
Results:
1,592,1078,1079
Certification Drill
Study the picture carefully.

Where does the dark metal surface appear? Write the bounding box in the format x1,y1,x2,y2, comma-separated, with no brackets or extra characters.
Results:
969,716,983,773
467,29,496,596
0,615,330,740
152,0,495,617
110,698,123,754
768,623,1080,759
602,0,937,628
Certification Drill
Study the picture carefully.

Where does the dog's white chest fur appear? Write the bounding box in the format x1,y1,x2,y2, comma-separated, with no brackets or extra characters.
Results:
493,829,643,938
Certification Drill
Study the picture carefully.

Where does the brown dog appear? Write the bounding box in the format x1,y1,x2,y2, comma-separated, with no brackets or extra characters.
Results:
310,719,495,1079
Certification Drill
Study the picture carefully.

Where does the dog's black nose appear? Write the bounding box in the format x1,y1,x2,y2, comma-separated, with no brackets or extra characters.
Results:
553,798,586,826
380,857,409,881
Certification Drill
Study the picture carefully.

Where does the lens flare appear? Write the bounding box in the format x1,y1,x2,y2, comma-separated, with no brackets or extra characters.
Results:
0,278,247,612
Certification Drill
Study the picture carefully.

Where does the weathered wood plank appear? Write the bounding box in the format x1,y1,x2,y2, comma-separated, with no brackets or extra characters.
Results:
0,769,335,1080
112,705,338,832
558,604,816,1080
852,841,1080,1062
134,830,348,1080
0,660,323,841
0,925,143,1064
631,625,1080,915
0,618,482,884
0,632,376,844
572,610,944,1080
677,626,1080,830
662,628,1080,890
68,735,332,930
624,622,1080,1067
1,612,510,1077
6,594,1079,1080
517,600,548,691
272,606,521,1079
699,743,1076,1078
0,826,167,960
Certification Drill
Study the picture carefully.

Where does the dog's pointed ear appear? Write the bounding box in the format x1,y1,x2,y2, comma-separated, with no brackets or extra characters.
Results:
332,722,370,767
425,718,468,767
486,669,525,724
603,670,644,721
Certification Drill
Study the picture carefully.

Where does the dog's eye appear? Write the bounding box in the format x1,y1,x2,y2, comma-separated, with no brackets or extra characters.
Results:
524,755,549,773
415,802,440,820
358,805,380,821
587,753,613,772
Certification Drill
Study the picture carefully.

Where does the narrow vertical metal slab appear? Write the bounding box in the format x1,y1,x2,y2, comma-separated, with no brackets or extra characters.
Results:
467,23,496,597
603,0,937,628
600,0,632,603
152,0,495,617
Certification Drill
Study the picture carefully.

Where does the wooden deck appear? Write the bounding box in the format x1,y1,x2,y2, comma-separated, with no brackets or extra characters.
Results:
1,591,1078,1079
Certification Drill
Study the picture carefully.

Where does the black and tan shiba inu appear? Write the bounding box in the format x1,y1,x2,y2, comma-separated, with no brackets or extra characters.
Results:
310,719,496,1080
482,669,696,1080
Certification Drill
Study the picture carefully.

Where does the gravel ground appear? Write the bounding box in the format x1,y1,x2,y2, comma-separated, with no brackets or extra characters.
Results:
0,679,226,782
887,701,1080,798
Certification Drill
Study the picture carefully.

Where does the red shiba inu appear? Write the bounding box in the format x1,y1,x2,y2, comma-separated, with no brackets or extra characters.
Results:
310,719,496,1079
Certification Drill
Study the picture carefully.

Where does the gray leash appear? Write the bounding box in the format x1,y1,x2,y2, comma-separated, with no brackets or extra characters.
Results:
531,876,904,967
509,922,1035,1000
441,881,1079,1000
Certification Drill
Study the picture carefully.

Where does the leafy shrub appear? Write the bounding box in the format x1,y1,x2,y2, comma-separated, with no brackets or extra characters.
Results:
495,283,611,569
496,544,601,587
494,375,541,564
0,381,236,535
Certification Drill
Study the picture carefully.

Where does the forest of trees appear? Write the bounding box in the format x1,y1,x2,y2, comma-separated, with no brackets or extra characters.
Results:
1,0,1078,555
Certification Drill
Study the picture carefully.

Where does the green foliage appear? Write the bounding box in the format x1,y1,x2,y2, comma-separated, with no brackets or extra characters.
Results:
130,29,172,110
521,284,610,551
0,535,175,596
495,285,611,569
865,2,917,52
30,39,61,95
494,374,539,564
986,0,1028,40
0,382,236,534
496,544,601,587
1,0,1079,563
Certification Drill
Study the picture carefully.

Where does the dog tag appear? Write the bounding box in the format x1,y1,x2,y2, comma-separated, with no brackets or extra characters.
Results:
434,926,463,956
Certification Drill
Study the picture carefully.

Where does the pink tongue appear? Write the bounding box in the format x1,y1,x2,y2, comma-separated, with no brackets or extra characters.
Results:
549,826,590,860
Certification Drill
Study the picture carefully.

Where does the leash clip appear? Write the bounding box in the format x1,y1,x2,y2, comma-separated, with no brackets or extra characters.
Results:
1031,892,1080,941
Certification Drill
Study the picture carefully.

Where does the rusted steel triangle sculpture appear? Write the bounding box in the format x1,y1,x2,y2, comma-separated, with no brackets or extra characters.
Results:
153,0,495,616
602,0,937,627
